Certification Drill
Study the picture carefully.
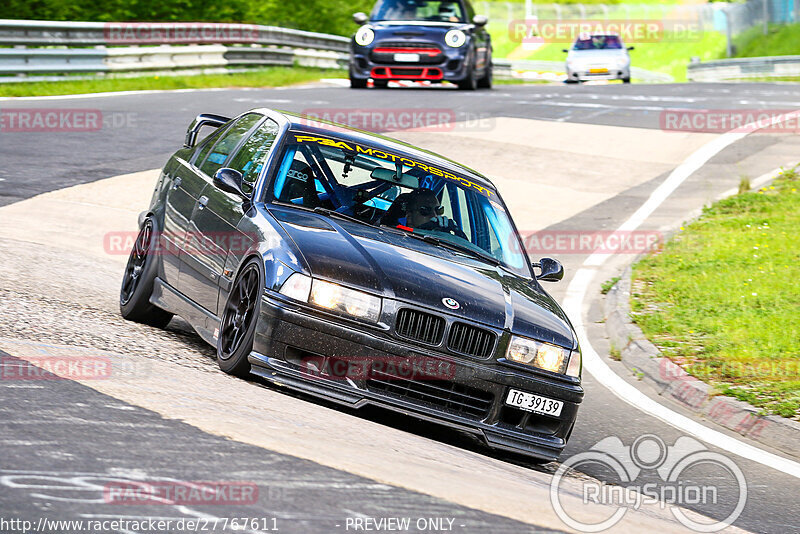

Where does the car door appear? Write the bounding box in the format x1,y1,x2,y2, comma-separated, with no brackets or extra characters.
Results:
464,0,490,71
203,119,279,316
176,112,264,312
160,124,230,287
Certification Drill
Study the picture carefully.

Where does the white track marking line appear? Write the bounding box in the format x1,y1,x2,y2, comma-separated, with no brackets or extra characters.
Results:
0,87,231,102
562,111,800,479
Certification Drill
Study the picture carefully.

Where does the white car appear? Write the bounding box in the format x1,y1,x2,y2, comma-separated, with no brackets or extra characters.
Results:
564,33,633,83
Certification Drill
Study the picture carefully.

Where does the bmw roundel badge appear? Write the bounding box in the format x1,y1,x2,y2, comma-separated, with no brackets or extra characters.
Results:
442,297,460,310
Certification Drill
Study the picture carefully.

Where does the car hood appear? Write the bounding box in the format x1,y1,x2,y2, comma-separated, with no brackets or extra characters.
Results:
368,21,469,41
270,208,576,348
567,49,628,63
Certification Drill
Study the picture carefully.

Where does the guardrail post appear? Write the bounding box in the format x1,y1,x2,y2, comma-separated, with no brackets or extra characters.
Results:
723,8,734,57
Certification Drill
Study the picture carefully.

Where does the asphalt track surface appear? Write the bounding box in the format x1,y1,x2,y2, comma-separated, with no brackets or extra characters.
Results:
1,82,799,533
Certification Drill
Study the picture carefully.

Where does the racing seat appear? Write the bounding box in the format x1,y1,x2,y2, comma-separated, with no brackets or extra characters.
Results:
379,193,413,227
281,160,323,208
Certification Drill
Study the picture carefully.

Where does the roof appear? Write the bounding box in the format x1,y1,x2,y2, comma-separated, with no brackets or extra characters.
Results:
275,110,497,191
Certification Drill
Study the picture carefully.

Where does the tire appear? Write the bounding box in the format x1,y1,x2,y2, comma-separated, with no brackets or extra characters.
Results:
349,67,367,88
217,258,263,377
477,59,493,89
120,218,173,328
457,66,477,91
622,77,631,84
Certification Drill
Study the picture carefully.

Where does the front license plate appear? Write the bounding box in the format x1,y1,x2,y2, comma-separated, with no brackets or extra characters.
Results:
394,53,420,62
589,68,609,73
505,389,563,416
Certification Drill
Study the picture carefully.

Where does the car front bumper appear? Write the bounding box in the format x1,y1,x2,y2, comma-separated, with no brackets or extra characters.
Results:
250,292,583,462
350,45,472,83
567,65,630,81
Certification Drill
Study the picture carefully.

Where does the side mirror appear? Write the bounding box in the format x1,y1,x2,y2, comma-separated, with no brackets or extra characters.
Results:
213,168,247,199
627,46,635,51
535,257,564,282
472,14,488,27
184,113,230,148
353,12,368,25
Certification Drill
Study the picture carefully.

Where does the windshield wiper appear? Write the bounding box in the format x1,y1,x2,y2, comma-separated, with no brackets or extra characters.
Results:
401,231,501,266
313,207,377,228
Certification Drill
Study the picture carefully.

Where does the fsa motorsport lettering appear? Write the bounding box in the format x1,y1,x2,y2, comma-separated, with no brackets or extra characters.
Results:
292,134,494,198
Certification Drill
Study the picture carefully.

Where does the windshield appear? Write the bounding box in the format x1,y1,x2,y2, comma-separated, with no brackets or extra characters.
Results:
371,0,465,22
270,131,531,277
572,34,623,50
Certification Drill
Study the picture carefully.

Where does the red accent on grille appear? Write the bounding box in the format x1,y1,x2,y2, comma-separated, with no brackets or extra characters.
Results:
371,67,443,80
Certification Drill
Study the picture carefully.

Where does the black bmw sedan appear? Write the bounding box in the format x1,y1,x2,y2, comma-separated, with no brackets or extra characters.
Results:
120,108,583,461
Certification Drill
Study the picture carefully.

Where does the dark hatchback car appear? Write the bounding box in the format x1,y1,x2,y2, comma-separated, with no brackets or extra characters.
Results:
120,109,583,461
349,0,492,90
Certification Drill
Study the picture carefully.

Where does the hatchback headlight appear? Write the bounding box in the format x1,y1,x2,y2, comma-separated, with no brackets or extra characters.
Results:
444,29,467,48
506,335,579,377
279,274,382,323
355,26,375,47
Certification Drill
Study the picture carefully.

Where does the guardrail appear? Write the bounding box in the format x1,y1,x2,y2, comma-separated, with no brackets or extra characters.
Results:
0,19,350,81
688,55,800,81
0,19,349,51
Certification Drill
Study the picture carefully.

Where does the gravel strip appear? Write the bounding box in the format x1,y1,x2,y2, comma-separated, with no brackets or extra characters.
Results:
0,237,217,373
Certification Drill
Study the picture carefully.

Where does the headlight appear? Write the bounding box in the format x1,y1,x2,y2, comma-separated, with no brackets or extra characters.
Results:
311,280,381,322
279,275,382,322
278,272,311,302
444,29,467,48
355,26,375,47
505,335,579,377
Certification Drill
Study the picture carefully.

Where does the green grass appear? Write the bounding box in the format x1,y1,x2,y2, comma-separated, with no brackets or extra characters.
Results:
733,23,800,58
0,67,345,97
601,276,621,295
631,168,800,419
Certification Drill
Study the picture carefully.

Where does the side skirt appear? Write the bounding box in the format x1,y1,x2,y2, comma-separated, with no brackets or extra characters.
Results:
150,277,220,347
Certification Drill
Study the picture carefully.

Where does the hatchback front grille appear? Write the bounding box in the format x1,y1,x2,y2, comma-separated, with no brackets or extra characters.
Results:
367,367,494,419
447,322,496,359
395,308,445,345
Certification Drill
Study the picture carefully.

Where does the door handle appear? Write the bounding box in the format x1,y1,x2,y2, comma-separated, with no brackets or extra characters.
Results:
171,177,182,190
197,195,209,210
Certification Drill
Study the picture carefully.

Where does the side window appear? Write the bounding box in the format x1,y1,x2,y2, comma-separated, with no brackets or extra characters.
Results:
193,125,228,166
441,185,473,242
228,119,279,194
199,113,262,177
